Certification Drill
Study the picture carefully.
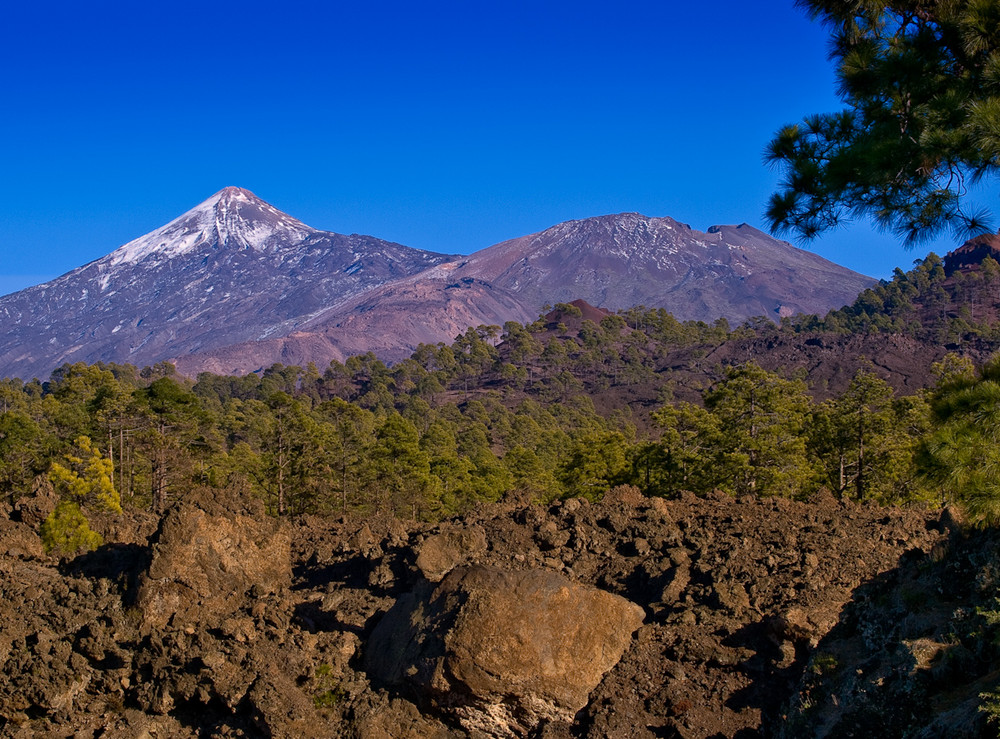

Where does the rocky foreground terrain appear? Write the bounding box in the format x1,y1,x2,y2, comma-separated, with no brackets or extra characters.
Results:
1,484,997,738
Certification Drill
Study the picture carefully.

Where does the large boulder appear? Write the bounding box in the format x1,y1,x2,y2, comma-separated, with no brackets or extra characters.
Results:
0,518,44,560
136,501,291,630
367,565,645,737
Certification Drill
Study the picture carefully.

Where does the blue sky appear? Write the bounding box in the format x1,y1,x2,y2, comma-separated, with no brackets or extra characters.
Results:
0,1,989,296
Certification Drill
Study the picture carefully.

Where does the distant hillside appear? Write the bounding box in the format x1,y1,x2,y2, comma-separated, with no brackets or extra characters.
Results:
791,248,1000,344
172,213,876,376
419,247,1000,422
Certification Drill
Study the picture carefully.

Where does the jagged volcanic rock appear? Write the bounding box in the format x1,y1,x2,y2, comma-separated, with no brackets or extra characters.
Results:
0,187,455,380
136,500,291,630
0,484,952,737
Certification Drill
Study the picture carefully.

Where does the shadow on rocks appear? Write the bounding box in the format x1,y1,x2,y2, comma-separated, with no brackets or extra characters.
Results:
62,542,151,605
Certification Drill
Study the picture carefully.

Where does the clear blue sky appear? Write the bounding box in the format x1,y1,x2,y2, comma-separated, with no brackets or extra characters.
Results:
0,1,990,296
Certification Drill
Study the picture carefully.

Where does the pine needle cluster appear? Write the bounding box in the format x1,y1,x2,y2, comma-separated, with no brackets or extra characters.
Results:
767,0,1000,245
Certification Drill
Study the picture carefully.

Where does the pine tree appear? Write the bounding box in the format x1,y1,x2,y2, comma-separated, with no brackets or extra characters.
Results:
558,430,629,500
48,435,121,514
43,434,121,555
420,419,475,515
133,376,206,514
651,401,724,496
810,369,923,501
918,354,1000,524
702,363,815,497
767,0,1000,244
371,412,435,519
40,500,103,555
0,411,47,496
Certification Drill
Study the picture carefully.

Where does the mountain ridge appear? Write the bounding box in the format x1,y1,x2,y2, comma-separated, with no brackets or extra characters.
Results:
449,214,874,321
0,189,876,379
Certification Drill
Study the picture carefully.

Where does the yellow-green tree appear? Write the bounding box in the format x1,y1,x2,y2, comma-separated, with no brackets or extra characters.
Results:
40,501,103,555
49,435,121,513
42,435,121,554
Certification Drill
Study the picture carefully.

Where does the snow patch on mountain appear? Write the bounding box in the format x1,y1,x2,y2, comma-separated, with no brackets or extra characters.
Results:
106,187,316,268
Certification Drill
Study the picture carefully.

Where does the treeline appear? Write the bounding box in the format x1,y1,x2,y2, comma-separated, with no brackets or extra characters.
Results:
0,353,951,537
787,253,1000,341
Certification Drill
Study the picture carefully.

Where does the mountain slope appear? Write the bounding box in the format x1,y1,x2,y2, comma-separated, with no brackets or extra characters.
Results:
172,213,876,374
0,188,454,380
450,213,876,322
171,267,537,374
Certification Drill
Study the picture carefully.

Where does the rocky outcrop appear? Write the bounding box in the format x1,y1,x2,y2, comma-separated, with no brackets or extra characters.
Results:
368,565,644,736
0,517,45,561
778,514,1000,738
11,475,58,528
136,500,291,629
944,232,1000,274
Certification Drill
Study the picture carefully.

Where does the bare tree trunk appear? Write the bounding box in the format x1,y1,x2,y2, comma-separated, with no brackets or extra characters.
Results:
856,430,865,500
108,429,115,490
839,453,846,495
152,454,168,515
276,437,287,516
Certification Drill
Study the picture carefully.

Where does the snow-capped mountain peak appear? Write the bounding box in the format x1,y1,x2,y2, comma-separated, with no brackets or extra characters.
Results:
106,187,316,267
0,187,458,380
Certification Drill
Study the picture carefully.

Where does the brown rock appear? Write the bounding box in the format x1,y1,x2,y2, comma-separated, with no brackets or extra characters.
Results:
12,475,57,527
355,697,458,739
602,484,645,507
415,526,487,582
648,496,671,517
247,668,334,738
0,518,44,560
136,502,291,629
770,607,821,647
712,580,751,615
367,565,645,737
